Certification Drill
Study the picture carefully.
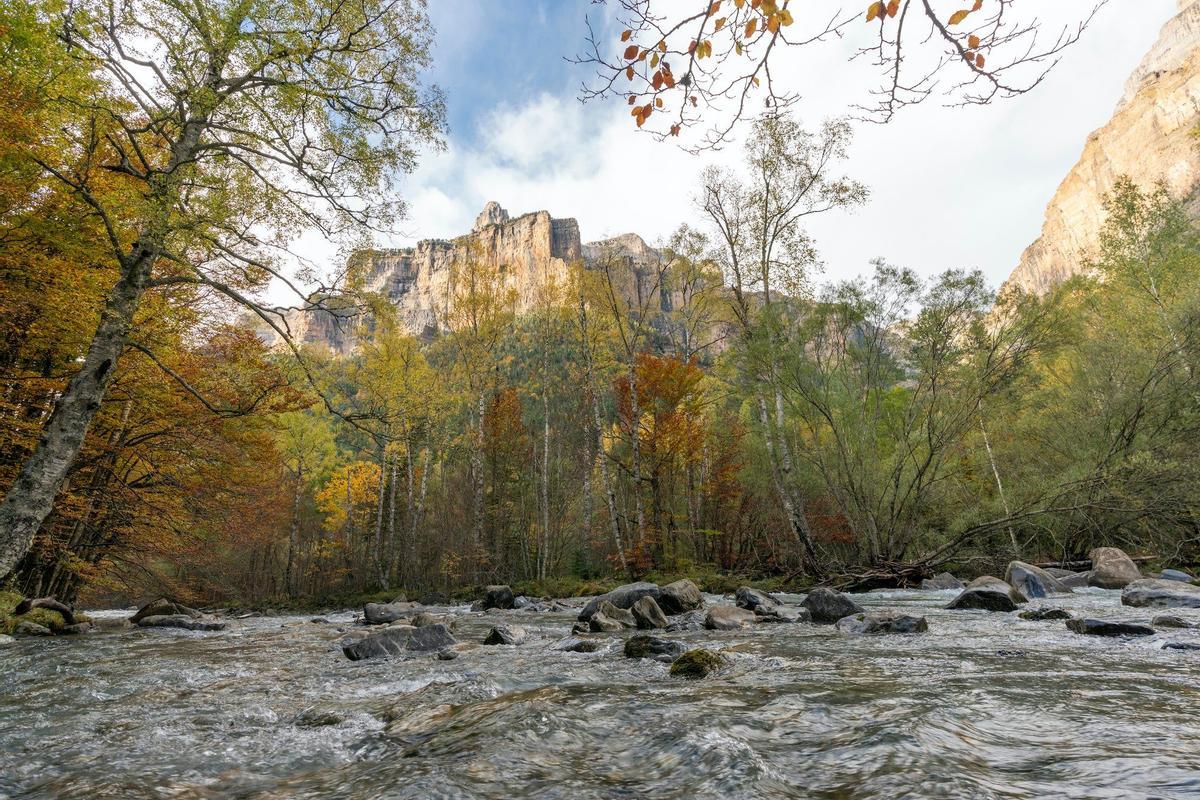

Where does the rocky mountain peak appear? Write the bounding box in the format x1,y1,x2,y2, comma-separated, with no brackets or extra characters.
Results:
474,201,510,230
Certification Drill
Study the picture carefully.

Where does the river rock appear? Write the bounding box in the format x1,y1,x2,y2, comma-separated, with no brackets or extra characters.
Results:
482,585,515,610
588,600,637,632
631,596,669,630
1066,618,1155,637
435,648,459,660
801,588,865,624
658,579,704,614
130,598,200,623
946,576,1027,612
553,637,601,653
483,625,527,645
419,591,450,605
57,622,92,635
835,612,928,634
570,621,589,635
669,648,724,678
343,623,456,660
137,614,226,631
735,587,781,611
704,605,757,630
1057,570,1093,589
363,601,418,625
623,635,687,661
754,605,811,624
0,634,14,645
1152,614,1197,629
1088,547,1143,589
14,621,52,636
410,612,451,629
1121,578,1200,608
1005,561,1074,598
1160,569,1196,583
665,609,707,632
921,572,964,590
1163,642,1200,651
512,595,533,609
1019,607,1073,621
578,582,661,621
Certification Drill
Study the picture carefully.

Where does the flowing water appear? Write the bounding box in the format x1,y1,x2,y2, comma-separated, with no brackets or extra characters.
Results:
2,588,1199,799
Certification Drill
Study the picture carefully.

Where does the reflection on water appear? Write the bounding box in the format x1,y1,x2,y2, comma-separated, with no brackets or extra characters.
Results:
2,589,1199,799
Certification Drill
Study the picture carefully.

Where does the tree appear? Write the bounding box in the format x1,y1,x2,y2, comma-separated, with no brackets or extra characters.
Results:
700,113,867,572
576,0,1103,147
0,0,445,579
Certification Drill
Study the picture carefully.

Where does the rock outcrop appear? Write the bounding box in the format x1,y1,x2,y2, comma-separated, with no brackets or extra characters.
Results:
1006,2,1200,295
266,203,676,350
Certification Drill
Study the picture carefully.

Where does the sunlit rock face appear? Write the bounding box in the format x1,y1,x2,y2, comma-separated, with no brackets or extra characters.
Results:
275,203,664,353
1006,3,1200,295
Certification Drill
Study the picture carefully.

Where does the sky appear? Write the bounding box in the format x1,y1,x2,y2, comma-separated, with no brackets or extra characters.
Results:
280,1,1175,302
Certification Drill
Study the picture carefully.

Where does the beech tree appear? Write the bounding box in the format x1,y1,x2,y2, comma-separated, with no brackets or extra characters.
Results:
0,0,444,579
577,0,1102,147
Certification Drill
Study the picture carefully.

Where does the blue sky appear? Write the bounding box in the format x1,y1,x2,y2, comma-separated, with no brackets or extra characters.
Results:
288,1,1177,298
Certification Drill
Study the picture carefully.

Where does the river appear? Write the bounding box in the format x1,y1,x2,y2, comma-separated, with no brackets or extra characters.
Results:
1,587,1198,799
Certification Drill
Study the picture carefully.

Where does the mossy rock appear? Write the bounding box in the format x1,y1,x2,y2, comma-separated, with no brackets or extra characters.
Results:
669,648,724,679
0,592,90,635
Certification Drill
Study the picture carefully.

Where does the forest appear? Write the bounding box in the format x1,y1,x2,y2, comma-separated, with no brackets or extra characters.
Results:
1,0,1197,610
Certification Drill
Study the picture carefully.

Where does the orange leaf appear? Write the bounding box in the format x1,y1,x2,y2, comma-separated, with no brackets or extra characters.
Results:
670,123,681,136
690,95,698,106
652,71,664,90
766,14,780,33
628,95,637,105
886,0,899,17
948,9,969,25
972,0,983,9
968,34,980,48
626,65,635,80
663,71,676,88
658,41,667,53
714,17,726,31
689,40,698,54
623,44,639,60
975,53,985,68
708,1,721,16
745,17,757,37
621,30,632,42
655,97,663,108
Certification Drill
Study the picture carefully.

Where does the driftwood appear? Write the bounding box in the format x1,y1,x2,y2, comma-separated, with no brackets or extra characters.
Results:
12,596,76,625
1033,555,1156,571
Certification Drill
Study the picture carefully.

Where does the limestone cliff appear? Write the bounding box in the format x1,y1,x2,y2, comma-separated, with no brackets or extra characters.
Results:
278,203,663,353
1006,1,1200,294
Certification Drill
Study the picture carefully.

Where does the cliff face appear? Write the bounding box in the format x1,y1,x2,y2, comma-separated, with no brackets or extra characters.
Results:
1006,2,1200,294
281,203,662,353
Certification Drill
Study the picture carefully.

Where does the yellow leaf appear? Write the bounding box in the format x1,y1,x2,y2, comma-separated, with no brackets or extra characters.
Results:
766,14,780,33
752,75,760,86
650,52,659,68
655,97,663,108
745,17,757,37
735,0,745,6
736,41,743,55
948,9,969,25
715,17,726,31
780,9,794,25
866,2,882,23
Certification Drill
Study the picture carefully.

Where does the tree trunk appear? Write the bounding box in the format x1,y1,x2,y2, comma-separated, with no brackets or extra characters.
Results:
0,249,155,580
373,450,389,590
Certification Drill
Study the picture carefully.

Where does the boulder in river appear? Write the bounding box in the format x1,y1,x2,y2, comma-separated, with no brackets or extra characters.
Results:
623,635,687,661
1159,569,1196,583
658,579,704,614
1019,607,1073,621
588,600,637,632
1087,547,1143,589
920,572,964,591
553,637,601,653
343,623,457,660
704,605,757,630
482,585,515,610
1004,561,1074,598
137,614,226,631
1121,578,1200,609
754,605,811,624
946,576,1027,612
631,596,669,630
734,587,781,611
578,582,661,621
363,601,418,625
1054,570,1093,589
801,587,865,624
669,648,724,679
0,634,14,645
483,625,527,645
130,598,200,623
835,612,928,635
664,609,707,632
14,621,52,636
1151,615,1196,629
1163,642,1200,651
1065,618,1155,637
